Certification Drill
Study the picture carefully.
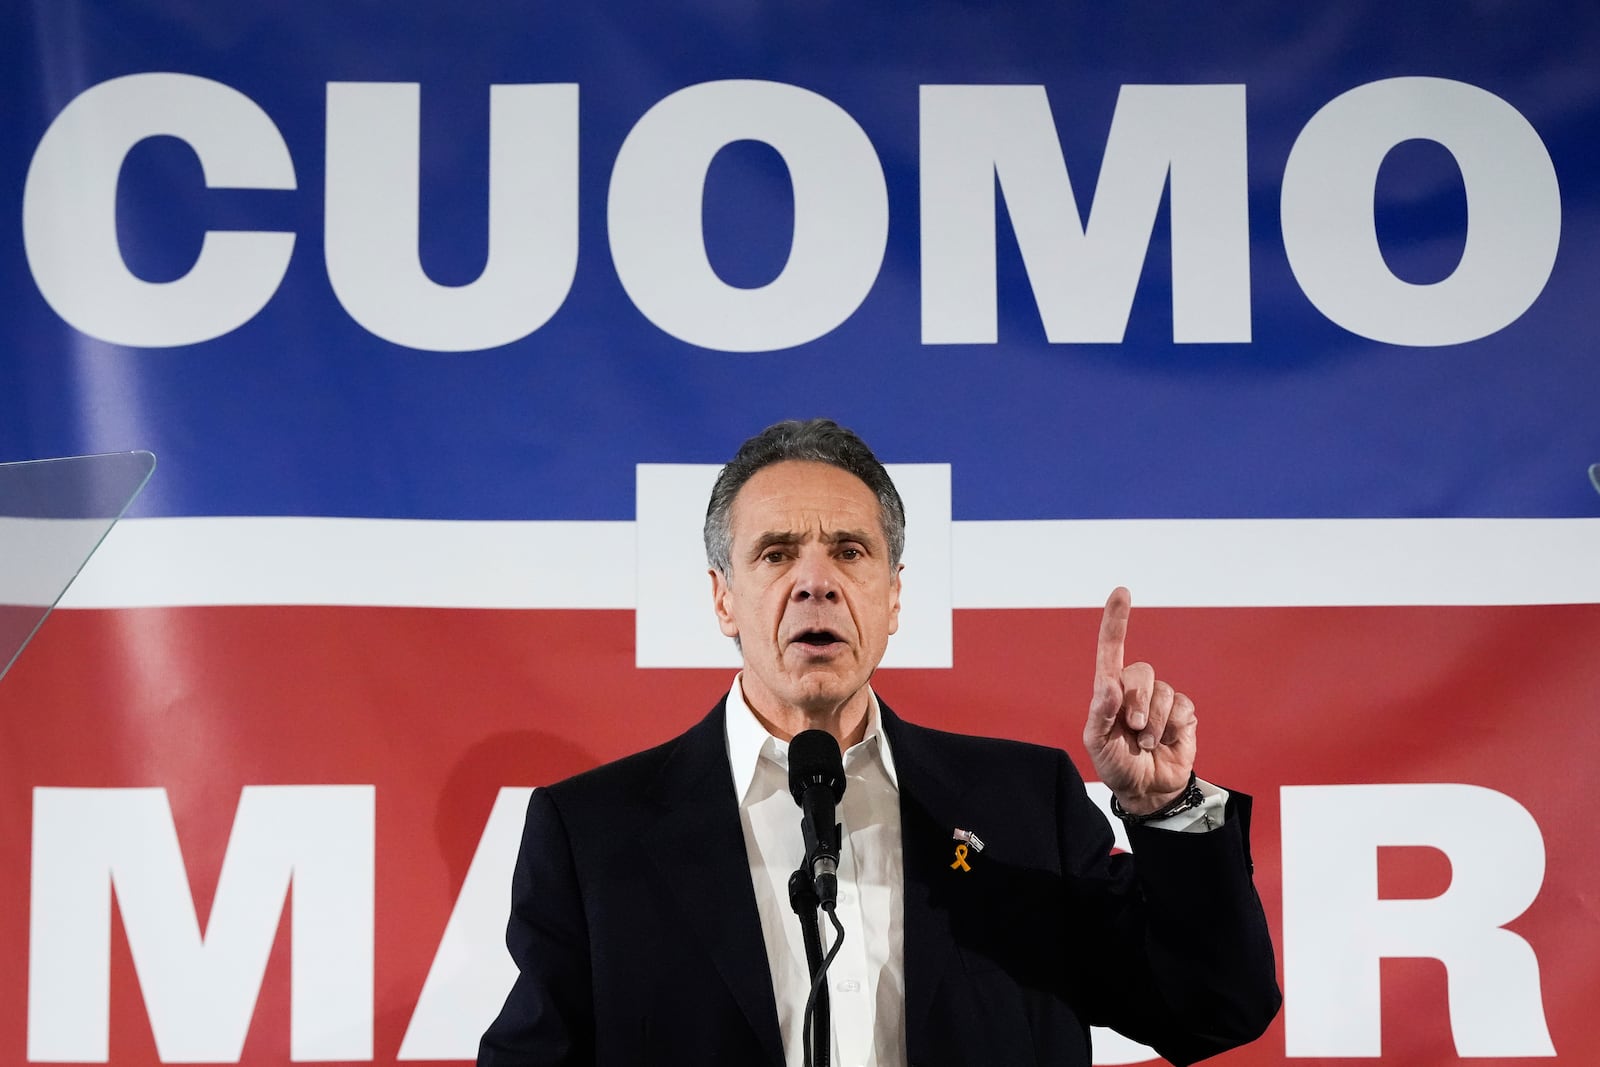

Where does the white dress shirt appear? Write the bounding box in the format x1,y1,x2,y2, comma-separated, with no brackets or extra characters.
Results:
722,675,1228,1067
726,675,906,1067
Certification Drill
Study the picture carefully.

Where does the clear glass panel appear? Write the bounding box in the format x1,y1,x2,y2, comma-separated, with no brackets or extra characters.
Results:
0,451,156,683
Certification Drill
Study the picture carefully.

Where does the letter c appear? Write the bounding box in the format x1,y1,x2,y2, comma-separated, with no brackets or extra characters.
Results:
23,73,296,347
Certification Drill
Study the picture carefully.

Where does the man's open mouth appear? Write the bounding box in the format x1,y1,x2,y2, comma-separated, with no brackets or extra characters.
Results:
792,629,843,647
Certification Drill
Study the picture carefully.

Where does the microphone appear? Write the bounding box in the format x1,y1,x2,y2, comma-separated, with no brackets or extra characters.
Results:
788,730,846,910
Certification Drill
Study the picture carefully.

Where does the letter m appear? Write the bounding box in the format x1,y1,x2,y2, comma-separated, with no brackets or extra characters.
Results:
920,83,1249,344
28,786,373,1062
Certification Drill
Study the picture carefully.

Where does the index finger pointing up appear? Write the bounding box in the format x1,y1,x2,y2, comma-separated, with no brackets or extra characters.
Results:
1096,586,1132,679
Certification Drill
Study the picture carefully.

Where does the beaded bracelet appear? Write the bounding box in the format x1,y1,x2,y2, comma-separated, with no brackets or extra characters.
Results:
1109,771,1204,824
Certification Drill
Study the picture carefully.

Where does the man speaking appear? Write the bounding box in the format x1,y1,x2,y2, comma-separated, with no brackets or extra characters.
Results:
479,419,1279,1066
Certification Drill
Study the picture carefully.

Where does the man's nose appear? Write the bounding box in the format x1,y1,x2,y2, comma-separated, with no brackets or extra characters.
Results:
791,555,839,601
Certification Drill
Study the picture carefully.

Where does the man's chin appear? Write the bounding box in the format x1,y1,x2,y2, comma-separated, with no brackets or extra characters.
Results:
787,672,871,716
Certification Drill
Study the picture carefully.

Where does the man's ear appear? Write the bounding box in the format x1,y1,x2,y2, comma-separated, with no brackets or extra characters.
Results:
887,562,904,636
710,568,740,638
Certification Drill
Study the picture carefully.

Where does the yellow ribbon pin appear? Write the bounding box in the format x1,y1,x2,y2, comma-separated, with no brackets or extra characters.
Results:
950,843,971,871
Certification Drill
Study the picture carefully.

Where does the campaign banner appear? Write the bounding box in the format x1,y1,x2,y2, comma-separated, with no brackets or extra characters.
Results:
3,3,1598,1065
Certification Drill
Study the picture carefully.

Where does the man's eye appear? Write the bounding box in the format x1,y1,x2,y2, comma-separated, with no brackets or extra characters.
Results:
763,551,787,564
838,547,861,560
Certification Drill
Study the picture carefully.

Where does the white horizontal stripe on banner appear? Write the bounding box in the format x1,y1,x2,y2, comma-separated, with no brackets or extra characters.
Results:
57,518,637,610
0,517,121,606
54,516,1600,610
952,518,1600,608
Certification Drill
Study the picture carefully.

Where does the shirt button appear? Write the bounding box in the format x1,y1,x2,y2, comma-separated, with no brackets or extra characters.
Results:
836,891,851,904
836,978,861,993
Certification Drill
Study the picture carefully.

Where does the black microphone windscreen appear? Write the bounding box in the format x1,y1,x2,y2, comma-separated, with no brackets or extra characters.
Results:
788,729,846,806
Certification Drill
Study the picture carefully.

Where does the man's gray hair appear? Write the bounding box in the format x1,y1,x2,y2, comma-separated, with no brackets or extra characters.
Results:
704,418,906,575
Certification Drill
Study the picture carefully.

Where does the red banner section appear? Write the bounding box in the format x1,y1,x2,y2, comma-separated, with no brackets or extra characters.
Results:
4,604,1593,1065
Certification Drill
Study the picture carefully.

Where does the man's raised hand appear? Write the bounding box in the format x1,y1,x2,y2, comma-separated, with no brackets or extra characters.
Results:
1083,587,1197,815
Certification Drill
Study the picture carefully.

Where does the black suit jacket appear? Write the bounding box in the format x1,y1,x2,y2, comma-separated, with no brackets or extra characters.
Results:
479,699,1280,1066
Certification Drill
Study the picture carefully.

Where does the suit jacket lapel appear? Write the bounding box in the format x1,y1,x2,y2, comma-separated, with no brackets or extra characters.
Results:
881,704,972,1060
642,701,786,1067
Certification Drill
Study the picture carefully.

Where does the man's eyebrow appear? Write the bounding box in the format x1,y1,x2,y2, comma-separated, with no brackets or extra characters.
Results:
746,528,877,551
749,531,802,551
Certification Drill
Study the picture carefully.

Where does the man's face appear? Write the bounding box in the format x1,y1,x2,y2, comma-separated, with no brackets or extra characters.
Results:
711,460,902,725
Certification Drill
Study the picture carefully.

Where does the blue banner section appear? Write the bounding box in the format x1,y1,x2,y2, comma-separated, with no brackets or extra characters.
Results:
3,2,1598,522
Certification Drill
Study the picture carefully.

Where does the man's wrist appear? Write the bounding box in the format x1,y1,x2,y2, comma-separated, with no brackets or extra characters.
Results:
1110,771,1204,823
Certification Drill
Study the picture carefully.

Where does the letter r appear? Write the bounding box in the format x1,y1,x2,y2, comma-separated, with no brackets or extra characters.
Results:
1281,783,1555,1057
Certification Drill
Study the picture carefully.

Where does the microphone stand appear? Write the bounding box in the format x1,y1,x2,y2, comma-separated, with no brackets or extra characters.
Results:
788,869,830,1067
787,729,847,1067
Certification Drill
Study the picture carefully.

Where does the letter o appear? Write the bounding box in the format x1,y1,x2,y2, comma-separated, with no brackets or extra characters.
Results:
1281,77,1560,346
608,80,888,352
